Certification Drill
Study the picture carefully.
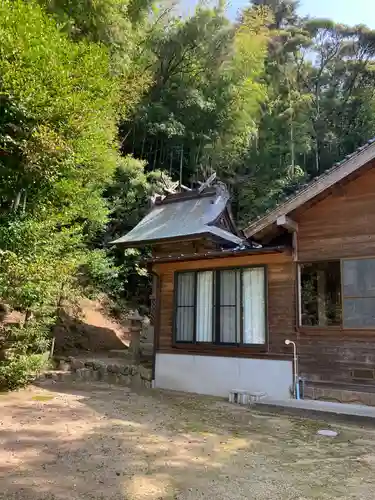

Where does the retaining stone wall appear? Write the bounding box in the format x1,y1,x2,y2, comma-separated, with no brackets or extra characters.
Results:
38,357,152,389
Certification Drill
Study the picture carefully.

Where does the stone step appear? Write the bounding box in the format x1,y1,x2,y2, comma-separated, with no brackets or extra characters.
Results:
304,383,375,406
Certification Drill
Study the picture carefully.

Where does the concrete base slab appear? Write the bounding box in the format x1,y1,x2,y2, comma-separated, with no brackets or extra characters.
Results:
255,398,375,425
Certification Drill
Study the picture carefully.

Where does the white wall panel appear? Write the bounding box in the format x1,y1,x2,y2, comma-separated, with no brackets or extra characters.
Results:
155,353,293,400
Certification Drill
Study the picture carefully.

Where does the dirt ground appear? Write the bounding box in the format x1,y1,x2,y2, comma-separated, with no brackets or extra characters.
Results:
1,383,375,500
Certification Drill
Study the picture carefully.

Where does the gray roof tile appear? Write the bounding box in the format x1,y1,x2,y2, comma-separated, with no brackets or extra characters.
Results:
111,186,245,247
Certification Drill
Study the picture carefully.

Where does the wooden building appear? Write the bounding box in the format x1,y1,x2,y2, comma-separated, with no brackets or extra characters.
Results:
113,139,375,404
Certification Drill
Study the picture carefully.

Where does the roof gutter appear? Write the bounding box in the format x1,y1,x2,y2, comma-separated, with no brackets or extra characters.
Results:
144,245,288,264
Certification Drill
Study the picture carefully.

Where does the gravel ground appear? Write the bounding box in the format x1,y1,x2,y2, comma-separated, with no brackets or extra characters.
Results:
1,382,375,500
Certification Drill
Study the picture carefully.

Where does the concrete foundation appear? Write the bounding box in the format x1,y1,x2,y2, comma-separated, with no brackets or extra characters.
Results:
154,353,293,399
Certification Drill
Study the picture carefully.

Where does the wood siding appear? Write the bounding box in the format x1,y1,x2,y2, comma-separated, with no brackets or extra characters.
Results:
151,165,375,389
296,163,375,261
296,164,375,386
153,251,295,359
153,239,217,258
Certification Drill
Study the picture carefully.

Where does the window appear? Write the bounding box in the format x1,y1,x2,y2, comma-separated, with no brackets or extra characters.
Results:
174,267,266,345
300,261,341,326
299,258,375,329
343,259,375,328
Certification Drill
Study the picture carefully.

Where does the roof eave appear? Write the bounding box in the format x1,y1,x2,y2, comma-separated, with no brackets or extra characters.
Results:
145,245,288,264
110,230,245,249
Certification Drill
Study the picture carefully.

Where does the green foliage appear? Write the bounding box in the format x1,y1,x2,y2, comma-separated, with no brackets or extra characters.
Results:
79,250,123,299
3,320,53,355
0,0,150,388
120,3,269,183
0,354,48,391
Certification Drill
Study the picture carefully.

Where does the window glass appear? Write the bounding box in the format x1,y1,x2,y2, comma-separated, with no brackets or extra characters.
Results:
243,267,265,344
300,261,341,326
196,271,213,342
175,272,194,342
219,270,241,343
343,259,375,297
175,267,266,344
343,258,375,328
343,298,375,328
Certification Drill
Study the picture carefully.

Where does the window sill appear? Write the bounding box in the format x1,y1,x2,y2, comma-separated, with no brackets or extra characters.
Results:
173,342,268,351
298,325,341,331
161,345,291,360
297,326,375,335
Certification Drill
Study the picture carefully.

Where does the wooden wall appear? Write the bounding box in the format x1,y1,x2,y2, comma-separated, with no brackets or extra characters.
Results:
153,239,217,257
151,165,375,388
296,163,375,261
295,164,375,386
152,251,296,360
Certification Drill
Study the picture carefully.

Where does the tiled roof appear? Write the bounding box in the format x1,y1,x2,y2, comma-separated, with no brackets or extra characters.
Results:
112,184,246,248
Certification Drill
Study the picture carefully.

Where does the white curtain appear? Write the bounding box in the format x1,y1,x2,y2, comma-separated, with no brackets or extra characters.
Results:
176,273,195,341
242,268,266,344
196,271,213,342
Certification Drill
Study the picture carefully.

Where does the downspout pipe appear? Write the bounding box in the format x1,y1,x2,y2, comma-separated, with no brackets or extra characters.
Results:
285,339,300,400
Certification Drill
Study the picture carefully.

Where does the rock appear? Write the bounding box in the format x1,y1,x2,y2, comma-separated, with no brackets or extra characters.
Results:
143,380,152,389
76,368,91,381
120,365,130,375
98,367,107,380
111,364,122,374
92,361,104,371
139,365,152,381
130,365,139,376
70,359,85,371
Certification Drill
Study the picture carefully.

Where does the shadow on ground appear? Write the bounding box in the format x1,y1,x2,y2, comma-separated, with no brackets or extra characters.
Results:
1,382,375,500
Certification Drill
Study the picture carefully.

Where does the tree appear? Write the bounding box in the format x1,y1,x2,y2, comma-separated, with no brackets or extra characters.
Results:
119,3,269,187
0,0,148,388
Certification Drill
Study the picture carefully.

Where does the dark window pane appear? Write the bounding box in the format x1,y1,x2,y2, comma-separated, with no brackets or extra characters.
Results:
300,261,341,326
343,259,375,297
344,298,375,328
220,270,237,305
219,270,240,343
220,306,237,343
196,271,213,342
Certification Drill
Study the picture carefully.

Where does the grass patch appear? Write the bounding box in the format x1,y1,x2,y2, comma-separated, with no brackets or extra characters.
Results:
31,395,54,402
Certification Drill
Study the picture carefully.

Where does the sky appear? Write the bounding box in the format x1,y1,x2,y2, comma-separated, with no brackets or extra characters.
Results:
225,0,375,27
